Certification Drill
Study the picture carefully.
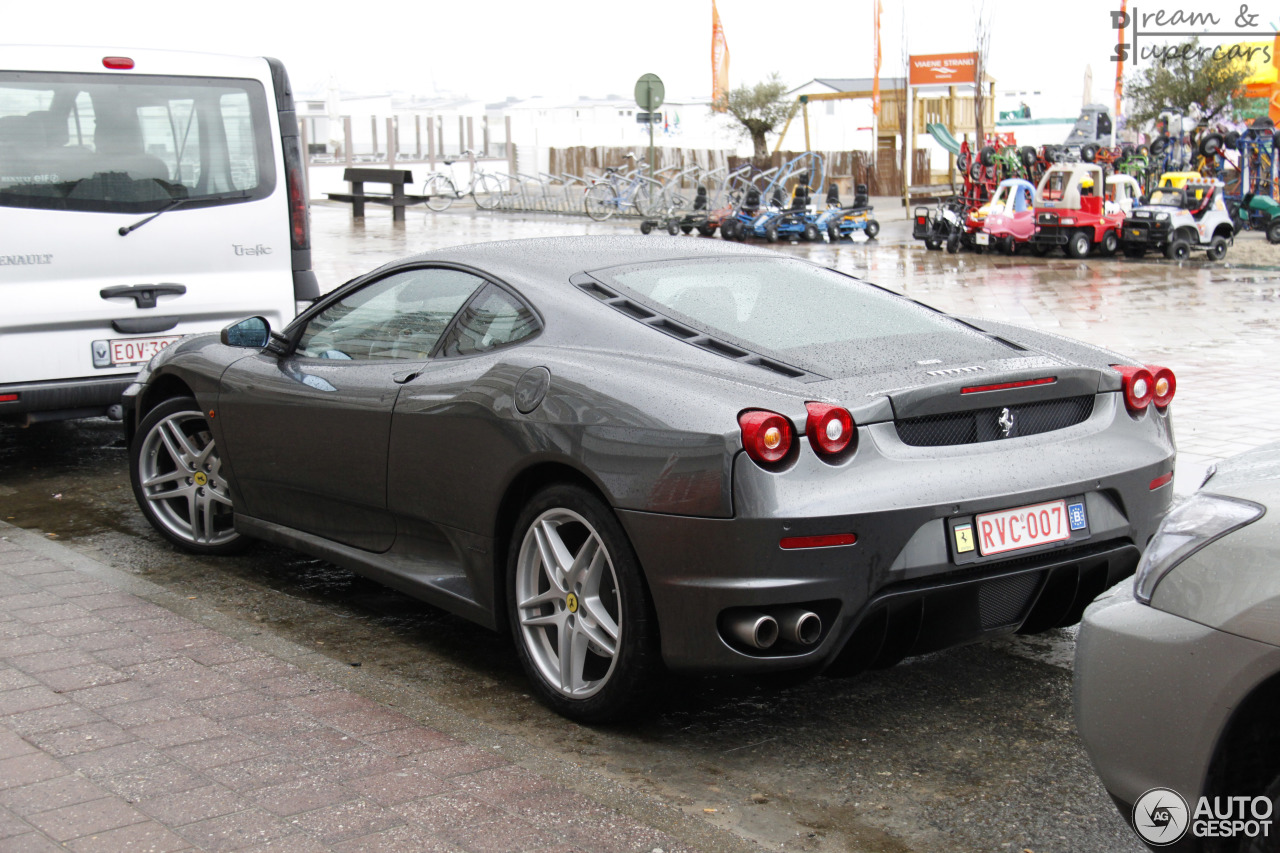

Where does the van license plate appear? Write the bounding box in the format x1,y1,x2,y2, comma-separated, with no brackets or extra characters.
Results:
974,499,1071,556
92,336,182,368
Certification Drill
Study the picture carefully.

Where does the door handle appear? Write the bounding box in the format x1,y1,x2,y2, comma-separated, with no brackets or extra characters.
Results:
100,284,187,309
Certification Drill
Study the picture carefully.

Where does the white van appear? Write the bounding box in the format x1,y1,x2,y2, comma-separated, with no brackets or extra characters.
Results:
0,46,318,426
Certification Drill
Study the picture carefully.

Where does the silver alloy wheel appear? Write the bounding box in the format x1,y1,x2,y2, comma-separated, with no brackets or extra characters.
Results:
515,508,622,699
136,409,237,547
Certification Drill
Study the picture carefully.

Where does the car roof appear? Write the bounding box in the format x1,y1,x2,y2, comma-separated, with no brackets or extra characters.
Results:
390,236,779,291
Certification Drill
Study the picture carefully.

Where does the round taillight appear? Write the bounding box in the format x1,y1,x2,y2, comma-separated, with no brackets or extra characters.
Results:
1113,365,1155,412
805,402,854,457
1150,365,1176,408
738,410,793,465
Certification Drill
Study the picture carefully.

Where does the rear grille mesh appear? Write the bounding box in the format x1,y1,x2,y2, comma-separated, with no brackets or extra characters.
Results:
895,395,1095,447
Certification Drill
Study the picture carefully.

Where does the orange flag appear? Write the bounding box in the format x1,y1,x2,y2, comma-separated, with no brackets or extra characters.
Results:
1114,0,1126,128
712,0,730,108
872,0,883,116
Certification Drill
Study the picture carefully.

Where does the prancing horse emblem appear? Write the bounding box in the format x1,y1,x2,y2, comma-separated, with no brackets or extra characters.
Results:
998,407,1015,438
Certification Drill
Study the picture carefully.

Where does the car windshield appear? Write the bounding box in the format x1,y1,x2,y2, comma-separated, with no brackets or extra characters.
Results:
597,256,973,356
0,71,274,213
1148,188,1185,207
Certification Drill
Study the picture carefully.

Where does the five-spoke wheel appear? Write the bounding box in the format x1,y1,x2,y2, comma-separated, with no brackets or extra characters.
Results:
508,484,657,722
130,397,244,554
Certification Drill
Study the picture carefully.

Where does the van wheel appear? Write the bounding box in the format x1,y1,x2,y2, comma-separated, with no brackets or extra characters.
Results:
508,484,659,722
1206,236,1228,261
1066,230,1092,258
1165,238,1191,261
130,397,246,555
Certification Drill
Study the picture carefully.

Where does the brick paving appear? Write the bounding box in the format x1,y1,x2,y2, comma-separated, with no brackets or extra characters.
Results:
0,528,700,853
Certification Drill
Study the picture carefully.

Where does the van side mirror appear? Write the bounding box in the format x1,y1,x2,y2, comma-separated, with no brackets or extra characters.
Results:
221,316,270,348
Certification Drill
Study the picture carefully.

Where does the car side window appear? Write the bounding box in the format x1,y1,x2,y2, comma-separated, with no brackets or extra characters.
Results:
438,284,540,357
297,268,484,361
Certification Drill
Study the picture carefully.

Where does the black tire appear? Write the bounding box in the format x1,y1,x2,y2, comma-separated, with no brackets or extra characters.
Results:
1150,135,1169,157
1268,221,1280,245
666,220,680,236
969,162,984,182
1225,130,1241,150
680,225,693,235
924,237,942,251
945,234,961,254
696,224,716,237
803,223,820,242
1206,235,1228,261
1001,235,1016,255
1042,145,1058,164
130,396,246,556
1199,132,1223,158
979,145,996,166
1020,146,1038,167
720,218,739,240
1081,143,1098,163
507,484,660,723
1066,230,1092,258
1099,230,1119,257
864,220,880,240
639,221,653,235
1165,237,1191,261
827,222,841,242
1240,774,1280,853
765,222,779,243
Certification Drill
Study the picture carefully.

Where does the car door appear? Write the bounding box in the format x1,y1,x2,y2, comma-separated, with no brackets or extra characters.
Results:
216,266,487,551
388,282,542,539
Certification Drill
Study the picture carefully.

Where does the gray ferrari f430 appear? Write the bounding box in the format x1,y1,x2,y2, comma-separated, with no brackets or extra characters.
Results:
124,236,1176,721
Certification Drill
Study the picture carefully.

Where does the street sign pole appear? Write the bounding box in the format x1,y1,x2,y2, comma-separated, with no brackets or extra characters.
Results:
634,73,665,201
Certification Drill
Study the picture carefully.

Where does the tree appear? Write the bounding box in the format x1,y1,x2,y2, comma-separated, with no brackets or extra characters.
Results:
973,1,992,147
1125,38,1251,127
713,73,798,160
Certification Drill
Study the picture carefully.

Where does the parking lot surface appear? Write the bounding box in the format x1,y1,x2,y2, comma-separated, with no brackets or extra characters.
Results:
1,201,1277,852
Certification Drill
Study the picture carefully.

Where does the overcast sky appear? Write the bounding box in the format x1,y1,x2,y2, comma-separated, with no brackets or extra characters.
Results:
7,0,1266,108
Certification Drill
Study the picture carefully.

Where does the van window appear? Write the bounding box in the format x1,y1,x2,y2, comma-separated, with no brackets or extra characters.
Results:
0,71,275,214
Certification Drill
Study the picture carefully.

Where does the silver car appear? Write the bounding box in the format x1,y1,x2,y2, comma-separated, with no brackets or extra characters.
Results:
1075,444,1280,851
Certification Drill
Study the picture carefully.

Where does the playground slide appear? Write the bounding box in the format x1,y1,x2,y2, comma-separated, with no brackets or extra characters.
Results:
926,122,962,155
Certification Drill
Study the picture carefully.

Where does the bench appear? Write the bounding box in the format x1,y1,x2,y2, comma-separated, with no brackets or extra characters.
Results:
326,168,425,221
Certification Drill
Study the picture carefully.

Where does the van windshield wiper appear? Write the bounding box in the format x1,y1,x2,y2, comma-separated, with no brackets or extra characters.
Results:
118,196,196,236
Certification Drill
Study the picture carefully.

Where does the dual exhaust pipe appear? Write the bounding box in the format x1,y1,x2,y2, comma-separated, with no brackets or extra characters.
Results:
726,607,822,650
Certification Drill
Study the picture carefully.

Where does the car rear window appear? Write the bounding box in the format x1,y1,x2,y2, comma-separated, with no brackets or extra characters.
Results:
0,70,275,213
596,257,966,354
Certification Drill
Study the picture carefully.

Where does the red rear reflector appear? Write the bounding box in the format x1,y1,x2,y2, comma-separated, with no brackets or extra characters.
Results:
780,533,857,550
961,377,1056,394
0,394,18,403
102,56,135,70
1149,472,1174,490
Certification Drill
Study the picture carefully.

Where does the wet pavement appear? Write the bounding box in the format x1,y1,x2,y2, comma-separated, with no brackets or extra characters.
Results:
2,201,1278,852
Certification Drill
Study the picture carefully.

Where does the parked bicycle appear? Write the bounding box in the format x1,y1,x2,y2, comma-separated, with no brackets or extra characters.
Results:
584,156,661,220
421,151,502,211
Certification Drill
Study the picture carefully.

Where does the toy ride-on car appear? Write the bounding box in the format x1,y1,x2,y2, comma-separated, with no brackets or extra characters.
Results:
1241,192,1280,243
913,200,968,252
1031,163,1125,258
978,178,1036,254
817,183,880,241
1121,178,1236,261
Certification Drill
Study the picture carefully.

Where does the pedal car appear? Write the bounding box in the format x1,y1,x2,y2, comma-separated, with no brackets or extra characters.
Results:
978,178,1036,254
1121,178,1236,261
817,183,880,241
1031,163,1125,258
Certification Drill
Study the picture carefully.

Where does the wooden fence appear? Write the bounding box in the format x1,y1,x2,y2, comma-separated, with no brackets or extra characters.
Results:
547,147,932,197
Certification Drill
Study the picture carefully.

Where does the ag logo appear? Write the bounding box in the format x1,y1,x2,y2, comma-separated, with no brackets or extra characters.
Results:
1132,787,1189,846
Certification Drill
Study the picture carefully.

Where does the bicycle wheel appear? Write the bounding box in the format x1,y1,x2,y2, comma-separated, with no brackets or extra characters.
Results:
629,181,661,218
424,175,454,211
585,183,617,221
471,173,502,210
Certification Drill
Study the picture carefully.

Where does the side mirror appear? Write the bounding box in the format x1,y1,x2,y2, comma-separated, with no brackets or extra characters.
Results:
221,317,270,348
